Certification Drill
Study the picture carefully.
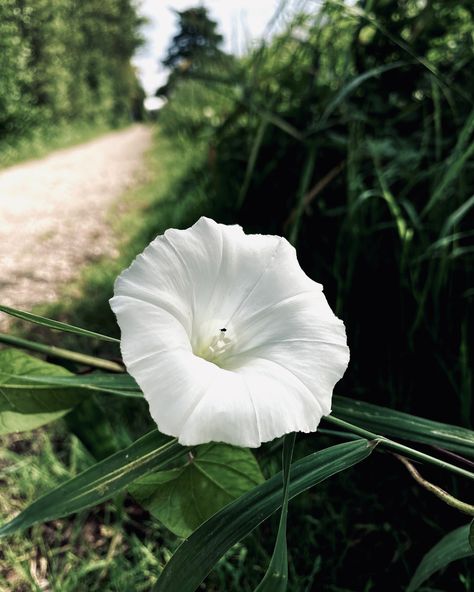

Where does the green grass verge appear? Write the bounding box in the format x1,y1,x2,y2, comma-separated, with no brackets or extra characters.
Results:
0,120,129,170
0,427,176,592
0,126,203,591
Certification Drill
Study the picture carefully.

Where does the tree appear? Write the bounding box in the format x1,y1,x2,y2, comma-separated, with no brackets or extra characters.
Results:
158,7,225,96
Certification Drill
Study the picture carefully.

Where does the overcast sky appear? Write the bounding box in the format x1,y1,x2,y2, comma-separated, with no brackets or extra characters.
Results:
133,0,309,97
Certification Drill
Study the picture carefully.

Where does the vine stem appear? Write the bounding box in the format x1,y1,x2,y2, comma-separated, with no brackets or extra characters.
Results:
324,415,474,481
395,454,474,516
0,332,124,373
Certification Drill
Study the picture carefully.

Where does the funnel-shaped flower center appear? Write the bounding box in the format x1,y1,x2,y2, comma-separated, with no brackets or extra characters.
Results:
194,326,234,367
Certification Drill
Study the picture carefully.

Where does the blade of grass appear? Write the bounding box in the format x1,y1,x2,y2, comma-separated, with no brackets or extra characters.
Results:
329,0,471,102
254,433,296,592
0,304,120,343
407,523,474,592
0,333,124,372
0,432,184,538
238,118,269,207
423,109,474,215
325,415,474,481
0,371,141,398
332,396,474,458
316,60,408,128
288,146,317,245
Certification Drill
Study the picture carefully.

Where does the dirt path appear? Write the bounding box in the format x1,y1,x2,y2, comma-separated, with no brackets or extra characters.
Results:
0,125,152,328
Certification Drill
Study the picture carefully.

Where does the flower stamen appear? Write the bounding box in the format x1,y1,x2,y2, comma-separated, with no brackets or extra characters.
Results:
208,328,232,358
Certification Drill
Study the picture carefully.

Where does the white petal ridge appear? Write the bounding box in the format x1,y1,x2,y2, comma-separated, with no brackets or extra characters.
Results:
110,217,350,447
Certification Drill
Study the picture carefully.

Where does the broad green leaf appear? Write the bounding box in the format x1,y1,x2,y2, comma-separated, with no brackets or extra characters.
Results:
254,433,295,592
0,431,184,538
130,443,264,537
0,304,119,343
333,396,474,458
407,523,474,592
0,349,84,434
155,439,374,592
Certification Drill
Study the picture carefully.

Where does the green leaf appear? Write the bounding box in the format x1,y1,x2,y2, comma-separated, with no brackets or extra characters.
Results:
333,396,474,458
130,443,264,537
0,431,185,538
423,109,474,214
254,433,295,592
1,371,142,398
407,523,474,592
318,61,407,126
0,349,84,434
0,304,119,343
155,439,374,592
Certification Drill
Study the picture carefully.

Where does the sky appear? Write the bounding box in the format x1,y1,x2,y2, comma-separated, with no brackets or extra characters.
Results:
133,0,308,100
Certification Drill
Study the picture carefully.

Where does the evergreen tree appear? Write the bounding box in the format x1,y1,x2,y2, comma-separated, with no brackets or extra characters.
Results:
158,7,225,96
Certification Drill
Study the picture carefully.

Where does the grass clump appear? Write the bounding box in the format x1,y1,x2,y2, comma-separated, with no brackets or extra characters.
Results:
0,428,175,592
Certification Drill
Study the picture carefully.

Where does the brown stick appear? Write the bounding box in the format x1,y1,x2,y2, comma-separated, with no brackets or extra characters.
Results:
285,160,345,228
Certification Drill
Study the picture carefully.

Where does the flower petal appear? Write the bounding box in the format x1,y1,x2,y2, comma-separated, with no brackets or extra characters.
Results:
110,217,350,447
178,368,261,447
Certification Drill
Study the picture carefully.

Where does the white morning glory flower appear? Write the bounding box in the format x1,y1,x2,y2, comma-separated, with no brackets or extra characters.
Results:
110,217,349,448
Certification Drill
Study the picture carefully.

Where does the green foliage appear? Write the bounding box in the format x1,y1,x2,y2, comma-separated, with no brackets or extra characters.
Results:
130,443,264,537
0,120,116,169
0,304,119,342
159,0,474,429
155,439,374,592
254,434,295,592
0,433,183,538
0,349,83,434
0,427,175,591
407,523,474,591
2,0,473,585
0,0,144,155
332,396,474,458
154,1,474,588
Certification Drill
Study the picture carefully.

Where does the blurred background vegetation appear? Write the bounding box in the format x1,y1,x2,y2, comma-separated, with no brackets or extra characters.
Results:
0,0,145,166
1,0,473,590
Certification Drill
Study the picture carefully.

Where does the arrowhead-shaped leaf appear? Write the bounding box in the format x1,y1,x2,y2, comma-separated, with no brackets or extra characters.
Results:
130,443,264,537
0,348,84,434
155,439,374,592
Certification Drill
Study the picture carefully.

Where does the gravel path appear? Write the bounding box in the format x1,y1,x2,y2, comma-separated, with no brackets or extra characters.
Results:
0,125,152,328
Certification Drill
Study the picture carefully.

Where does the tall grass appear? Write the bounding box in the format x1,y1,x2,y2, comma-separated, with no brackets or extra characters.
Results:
153,2,473,588
159,0,473,429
